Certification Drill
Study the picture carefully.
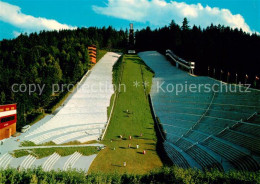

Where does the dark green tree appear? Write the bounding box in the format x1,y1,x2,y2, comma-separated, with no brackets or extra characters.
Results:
0,91,6,104
181,17,190,31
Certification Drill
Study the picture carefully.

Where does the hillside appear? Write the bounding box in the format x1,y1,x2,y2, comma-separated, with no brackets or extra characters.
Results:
89,55,163,174
0,21,260,183
0,27,127,129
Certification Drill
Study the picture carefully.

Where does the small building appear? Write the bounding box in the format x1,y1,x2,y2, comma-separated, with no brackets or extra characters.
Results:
0,104,17,140
88,45,97,64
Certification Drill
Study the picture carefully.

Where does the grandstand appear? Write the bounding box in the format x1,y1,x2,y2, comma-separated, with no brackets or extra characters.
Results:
0,152,97,172
23,52,121,144
139,51,260,171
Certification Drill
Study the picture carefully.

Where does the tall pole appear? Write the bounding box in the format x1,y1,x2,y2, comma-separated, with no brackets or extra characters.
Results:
235,73,238,84
23,104,26,123
245,74,248,84
208,66,210,76
255,76,259,88
128,23,135,53
220,70,223,81
227,72,230,83
213,68,216,78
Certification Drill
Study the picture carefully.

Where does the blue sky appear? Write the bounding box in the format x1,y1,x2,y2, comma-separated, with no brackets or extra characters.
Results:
0,0,259,40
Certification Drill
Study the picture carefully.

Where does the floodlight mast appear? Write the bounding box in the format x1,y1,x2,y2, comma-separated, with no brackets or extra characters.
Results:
128,23,136,54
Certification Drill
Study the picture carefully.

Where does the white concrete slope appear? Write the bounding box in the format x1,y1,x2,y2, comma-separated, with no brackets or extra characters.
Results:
0,153,13,169
19,155,36,170
0,152,97,172
24,52,121,144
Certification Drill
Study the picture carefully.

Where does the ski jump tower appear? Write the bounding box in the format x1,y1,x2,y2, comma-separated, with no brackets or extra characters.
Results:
128,23,136,54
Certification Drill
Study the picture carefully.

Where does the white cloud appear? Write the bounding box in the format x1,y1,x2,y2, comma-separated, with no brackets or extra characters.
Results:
0,1,76,34
13,31,21,37
93,0,257,34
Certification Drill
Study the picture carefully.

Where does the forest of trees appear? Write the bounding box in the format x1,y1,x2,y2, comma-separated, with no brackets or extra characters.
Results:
1,19,260,129
135,18,260,85
0,27,127,129
1,166,260,183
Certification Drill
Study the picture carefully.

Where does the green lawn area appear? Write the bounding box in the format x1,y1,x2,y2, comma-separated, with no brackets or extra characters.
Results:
89,55,163,174
96,50,107,63
12,146,99,159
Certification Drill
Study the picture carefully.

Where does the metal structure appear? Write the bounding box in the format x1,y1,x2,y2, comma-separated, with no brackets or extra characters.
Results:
128,23,136,54
166,49,195,74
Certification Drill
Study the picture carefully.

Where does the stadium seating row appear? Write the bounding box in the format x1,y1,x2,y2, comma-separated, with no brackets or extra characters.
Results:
139,51,260,171
0,152,95,172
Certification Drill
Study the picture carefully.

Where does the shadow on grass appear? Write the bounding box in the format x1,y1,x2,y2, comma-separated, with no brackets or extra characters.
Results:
137,152,144,155
135,137,153,141
111,164,123,167
146,149,156,151
148,94,173,167
133,135,141,138
119,147,127,149
129,147,138,149
145,143,156,145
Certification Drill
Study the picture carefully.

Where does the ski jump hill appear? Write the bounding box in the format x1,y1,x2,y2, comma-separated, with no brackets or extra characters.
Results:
0,52,121,172
25,52,121,145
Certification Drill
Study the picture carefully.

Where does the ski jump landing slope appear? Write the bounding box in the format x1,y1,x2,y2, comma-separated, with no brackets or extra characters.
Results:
139,51,260,172
24,52,121,144
0,151,97,172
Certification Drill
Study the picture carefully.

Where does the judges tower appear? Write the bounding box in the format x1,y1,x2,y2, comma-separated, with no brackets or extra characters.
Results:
128,23,136,54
